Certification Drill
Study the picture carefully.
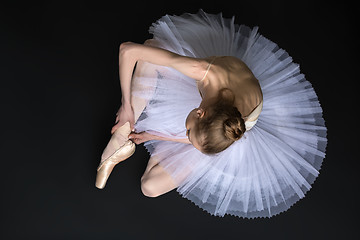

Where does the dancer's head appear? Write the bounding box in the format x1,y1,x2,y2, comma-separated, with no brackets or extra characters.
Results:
185,88,246,154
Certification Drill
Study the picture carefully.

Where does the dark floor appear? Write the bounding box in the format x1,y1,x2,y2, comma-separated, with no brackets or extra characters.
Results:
0,1,357,239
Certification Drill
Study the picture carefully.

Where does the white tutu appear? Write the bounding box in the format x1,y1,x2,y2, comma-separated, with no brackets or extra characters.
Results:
132,9,327,218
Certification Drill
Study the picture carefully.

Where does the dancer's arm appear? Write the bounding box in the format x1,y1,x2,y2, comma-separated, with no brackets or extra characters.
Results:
129,131,192,145
119,41,208,104
151,135,192,144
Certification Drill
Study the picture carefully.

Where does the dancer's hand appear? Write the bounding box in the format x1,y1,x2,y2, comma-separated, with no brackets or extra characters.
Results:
111,103,135,134
128,131,155,144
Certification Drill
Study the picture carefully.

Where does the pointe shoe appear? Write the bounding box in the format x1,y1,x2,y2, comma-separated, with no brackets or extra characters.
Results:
95,122,136,189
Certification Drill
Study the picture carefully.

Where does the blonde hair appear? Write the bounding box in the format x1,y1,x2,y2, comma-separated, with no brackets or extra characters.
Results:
197,88,246,154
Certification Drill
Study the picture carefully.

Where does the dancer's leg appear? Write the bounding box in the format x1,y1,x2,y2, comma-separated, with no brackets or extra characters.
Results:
96,40,162,189
134,39,186,197
140,155,178,197
131,39,158,122
99,40,157,162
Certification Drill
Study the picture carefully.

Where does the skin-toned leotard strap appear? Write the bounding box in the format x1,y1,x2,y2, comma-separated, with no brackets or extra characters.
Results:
201,56,218,81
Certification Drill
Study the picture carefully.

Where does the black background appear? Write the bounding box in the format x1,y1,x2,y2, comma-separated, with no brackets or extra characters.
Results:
0,0,358,239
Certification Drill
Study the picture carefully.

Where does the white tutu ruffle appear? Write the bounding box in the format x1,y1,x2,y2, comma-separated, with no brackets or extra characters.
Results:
132,9,327,218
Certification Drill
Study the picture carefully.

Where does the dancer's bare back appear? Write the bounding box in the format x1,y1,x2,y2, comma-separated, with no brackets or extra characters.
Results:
199,55,263,117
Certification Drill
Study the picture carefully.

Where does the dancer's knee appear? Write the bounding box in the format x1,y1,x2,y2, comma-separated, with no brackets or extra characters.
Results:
141,177,161,198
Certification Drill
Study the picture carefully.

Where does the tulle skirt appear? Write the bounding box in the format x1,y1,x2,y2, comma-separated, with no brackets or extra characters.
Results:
131,9,327,218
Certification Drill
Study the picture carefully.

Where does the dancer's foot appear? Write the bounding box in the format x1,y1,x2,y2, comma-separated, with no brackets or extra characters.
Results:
95,122,135,189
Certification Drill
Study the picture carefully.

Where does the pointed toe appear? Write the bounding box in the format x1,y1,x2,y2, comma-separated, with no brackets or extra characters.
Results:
95,140,136,189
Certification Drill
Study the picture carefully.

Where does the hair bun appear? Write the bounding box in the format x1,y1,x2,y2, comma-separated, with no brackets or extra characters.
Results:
223,106,246,141
224,119,242,141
